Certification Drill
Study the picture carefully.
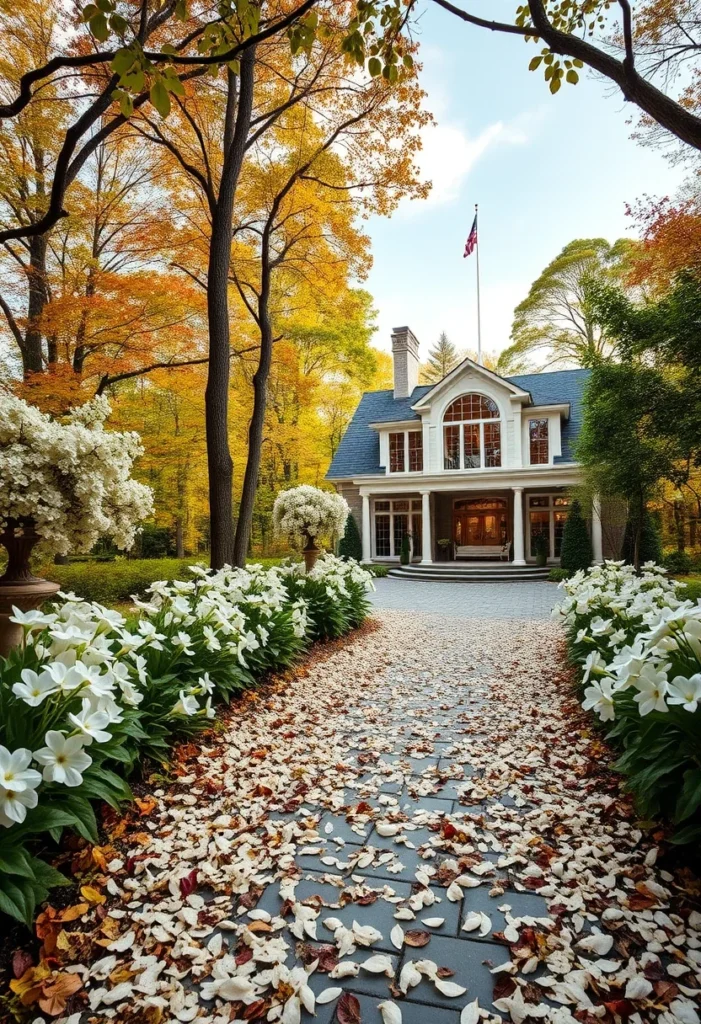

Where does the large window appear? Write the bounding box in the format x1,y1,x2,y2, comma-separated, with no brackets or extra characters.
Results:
529,419,549,465
388,430,423,473
442,394,501,470
389,433,405,473
408,431,423,472
528,493,570,560
374,498,423,558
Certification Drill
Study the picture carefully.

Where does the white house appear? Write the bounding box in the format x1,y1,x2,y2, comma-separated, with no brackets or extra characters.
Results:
327,326,607,566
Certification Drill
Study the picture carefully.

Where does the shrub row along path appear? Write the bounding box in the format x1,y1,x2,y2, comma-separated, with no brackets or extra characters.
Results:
51,607,700,1024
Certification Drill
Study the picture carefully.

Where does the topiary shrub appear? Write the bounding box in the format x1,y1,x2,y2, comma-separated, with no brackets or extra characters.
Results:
663,550,693,575
534,531,549,567
338,513,362,562
560,499,592,573
548,567,570,582
621,510,662,565
400,534,411,565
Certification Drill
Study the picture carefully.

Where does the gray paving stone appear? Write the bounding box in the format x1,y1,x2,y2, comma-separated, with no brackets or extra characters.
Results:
458,887,550,941
400,934,506,1010
305,951,400,1000
319,992,462,1024
369,578,558,618
318,812,374,846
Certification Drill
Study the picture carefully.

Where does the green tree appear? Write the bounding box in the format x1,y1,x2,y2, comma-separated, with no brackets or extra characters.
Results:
338,513,362,561
621,511,662,566
499,238,632,372
589,273,701,551
422,332,460,382
560,498,592,573
577,363,678,570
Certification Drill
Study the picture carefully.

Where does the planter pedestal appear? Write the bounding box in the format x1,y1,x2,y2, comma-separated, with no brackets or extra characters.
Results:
0,579,60,657
0,517,60,657
302,534,320,573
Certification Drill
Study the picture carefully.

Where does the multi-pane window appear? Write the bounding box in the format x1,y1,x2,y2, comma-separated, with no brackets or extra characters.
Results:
389,432,405,473
444,425,460,470
408,431,423,472
484,422,501,468
442,393,501,470
374,498,423,559
528,494,571,560
529,419,549,465
463,424,480,468
375,514,391,557
444,394,498,421
388,430,423,473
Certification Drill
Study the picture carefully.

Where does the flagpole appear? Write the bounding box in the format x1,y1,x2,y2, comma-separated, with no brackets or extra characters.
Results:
475,203,482,365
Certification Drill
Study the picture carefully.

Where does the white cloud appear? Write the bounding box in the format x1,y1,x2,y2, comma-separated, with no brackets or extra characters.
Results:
405,110,541,211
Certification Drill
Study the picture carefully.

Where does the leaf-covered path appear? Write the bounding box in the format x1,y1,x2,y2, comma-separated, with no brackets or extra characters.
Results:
45,612,701,1024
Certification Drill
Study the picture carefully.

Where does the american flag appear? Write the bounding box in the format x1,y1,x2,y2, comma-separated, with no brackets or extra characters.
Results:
463,213,478,258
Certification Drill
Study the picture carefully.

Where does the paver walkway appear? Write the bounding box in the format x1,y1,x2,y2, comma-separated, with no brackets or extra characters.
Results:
369,578,558,618
71,611,700,1024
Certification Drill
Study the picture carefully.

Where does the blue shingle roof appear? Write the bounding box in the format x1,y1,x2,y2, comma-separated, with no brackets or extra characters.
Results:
326,368,589,479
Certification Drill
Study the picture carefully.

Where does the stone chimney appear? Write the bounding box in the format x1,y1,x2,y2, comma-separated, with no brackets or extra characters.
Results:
391,326,420,400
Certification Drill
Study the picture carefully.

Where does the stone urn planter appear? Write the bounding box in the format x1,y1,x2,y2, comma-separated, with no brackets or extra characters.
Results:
0,518,60,657
302,532,320,573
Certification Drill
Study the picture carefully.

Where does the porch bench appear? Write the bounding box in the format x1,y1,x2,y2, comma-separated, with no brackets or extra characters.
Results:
455,544,509,561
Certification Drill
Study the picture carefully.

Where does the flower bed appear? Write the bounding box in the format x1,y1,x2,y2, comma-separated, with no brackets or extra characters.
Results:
0,555,374,925
554,560,701,844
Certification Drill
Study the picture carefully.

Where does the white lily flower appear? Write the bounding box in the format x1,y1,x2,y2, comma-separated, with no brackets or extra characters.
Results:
668,674,701,713
67,699,113,744
33,731,92,787
0,746,42,793
12,668,60,706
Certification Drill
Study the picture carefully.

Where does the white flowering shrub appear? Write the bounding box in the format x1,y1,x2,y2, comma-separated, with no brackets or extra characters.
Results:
280,553,375,639
554,560,701,842
0,391,154,555
272,485,349,545
0,556,372,924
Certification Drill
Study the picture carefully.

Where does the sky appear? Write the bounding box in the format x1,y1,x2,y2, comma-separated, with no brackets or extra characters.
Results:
364,1,687,363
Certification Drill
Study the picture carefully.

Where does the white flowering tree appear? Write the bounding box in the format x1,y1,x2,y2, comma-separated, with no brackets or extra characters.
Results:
0,392,154,569
273,485,349,553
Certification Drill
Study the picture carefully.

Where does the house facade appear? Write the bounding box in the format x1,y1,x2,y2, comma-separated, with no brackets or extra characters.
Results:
327,326,606,566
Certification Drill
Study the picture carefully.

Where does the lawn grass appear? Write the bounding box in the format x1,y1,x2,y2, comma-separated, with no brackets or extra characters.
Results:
33,555,290,605
676,575,701,603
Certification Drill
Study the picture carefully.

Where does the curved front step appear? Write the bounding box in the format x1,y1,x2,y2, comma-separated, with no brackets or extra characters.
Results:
387,564,552,583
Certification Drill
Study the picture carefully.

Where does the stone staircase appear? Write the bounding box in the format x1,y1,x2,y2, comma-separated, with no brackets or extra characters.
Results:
387,562,552,583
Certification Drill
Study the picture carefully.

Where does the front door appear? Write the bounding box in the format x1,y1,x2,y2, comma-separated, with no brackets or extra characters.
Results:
453,498,508,550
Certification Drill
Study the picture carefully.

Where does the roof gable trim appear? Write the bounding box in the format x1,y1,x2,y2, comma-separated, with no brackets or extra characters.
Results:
411,357,530,410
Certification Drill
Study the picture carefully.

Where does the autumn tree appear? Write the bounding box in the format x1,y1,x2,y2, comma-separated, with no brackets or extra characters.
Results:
228,44,427,565
421,332,460,383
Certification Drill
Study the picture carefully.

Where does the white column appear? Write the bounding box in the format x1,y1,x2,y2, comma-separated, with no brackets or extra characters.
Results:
361,493,371,562
421,490,432,564
512,486,525,565
592,492,604,564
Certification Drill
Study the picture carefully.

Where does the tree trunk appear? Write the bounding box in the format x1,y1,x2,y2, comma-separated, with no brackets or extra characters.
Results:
674,498,686,552
24,233,48,374
175,517,185,558
205,51,256,569
233,315,273,567
633,493,644,573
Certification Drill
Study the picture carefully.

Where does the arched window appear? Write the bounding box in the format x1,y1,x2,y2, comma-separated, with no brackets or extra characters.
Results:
443,393,501,470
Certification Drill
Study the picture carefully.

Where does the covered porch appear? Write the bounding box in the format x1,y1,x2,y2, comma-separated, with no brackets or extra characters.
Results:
360,486,604,566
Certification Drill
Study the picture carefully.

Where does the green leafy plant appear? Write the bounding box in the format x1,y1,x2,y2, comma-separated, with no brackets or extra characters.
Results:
534,532,549,567
555,561,701,843
0,556,373,926
338,513,363,562
663,550,693,575
399,534,411,565
560,499,592,573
